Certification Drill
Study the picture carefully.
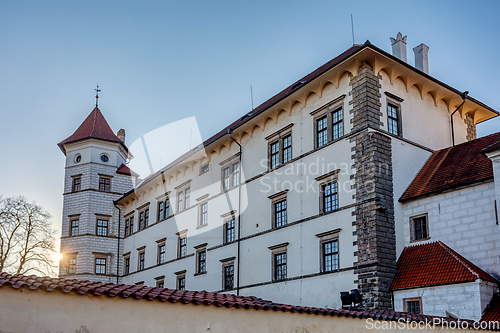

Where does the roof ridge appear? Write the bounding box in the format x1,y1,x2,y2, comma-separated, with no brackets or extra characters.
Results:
437,241,480,280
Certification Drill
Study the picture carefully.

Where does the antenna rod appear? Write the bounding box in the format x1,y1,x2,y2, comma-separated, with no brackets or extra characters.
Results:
250,85,254,110
95,84,101,107
351,14,355,45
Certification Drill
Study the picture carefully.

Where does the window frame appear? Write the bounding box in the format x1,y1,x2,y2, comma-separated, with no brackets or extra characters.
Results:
384,93,404,137
196,248,207,275
316,170,340,214
200,162,210,175
311,96,346,148
123,254,130,275
269,190,288,229
220,156,240,192
96,218,109,237
175,184,191,213
157,238,166,265
177,231,188,259
72,176,82,192
137,248,146,271
223,218,235,244
266,124,293,170
138,206,149,230
220,257,236,291
98,176,111,192
404,297,422,314
316,228,341,273
410,213,429,242
198,201,208,228
176,271,186,290
70,218,79,237
269,242,288,282
95,257,107,275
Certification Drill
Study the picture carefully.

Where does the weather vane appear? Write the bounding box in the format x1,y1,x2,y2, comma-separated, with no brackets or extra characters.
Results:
95,85,101,107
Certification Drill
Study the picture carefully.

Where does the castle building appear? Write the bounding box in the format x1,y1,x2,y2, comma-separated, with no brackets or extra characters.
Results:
58,34,500,319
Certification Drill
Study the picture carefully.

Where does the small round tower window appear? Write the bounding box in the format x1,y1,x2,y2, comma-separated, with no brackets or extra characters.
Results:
101,154,109,163
74,154,82,163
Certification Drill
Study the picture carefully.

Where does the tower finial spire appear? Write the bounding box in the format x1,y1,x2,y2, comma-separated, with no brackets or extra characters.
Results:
95,84,101,107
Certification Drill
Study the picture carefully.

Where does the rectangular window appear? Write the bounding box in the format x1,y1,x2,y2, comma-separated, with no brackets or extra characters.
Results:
224,219,235,244
177,191,184,212
70,219,79,236
138,251,145,271
95,258,106,275
199,202,208,227
223,265,234,291
96,219,108,236
158,243,166,264
138,209,149,230
332,108,343,140
282,135,292,164
72,177,81,192
274,199,287,228
316,116,328,147
200,163,209,174
274,252,287,281
388,104,399,135
124,257,130,275
222,166,231,191
185,188,190,208
232,162,240,187
177,188,190,212
322,182,338,213
99,177,111,192
322,240,339,272
178,237,187,258
124,219,129,236
197,250,206,274
164,198,170,218
129,216,134,234
270,141,280,169
410,214,429,241
156,280,164,288
405,298,422,314
177,275,186,290
158,201,164,221
139,211,144,230
68,256,77,274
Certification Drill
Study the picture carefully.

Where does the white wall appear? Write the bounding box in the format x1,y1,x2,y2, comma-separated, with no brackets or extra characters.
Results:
393,280,497,321
401,182,500,278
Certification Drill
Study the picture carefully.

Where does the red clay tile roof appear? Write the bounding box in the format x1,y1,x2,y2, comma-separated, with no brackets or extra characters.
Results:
0,272,478,326
58,107,127,154
400,132,500,202
391,241,497,291
482,294,500,322
116,163,139,177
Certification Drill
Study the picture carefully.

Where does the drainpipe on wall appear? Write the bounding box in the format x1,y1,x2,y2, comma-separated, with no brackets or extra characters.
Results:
227,128,242,295
114,202,122,284
450,91,468,146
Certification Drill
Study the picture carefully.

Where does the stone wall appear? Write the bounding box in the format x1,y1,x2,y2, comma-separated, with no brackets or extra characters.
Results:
349,63,396,310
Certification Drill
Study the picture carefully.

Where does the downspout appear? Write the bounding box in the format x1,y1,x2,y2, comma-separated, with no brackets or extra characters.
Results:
227,128,242,295
114,201,121,284
450,91,468,146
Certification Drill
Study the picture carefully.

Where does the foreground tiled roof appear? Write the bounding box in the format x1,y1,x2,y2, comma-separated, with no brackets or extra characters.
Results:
482,294,500,322
391,241,497,290
116,163,139,177
0,272,473,326
400,132,500,202
58,107,126,154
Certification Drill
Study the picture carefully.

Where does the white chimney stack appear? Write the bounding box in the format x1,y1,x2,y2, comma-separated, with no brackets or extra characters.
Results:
390,32,407,62
413,43,429,74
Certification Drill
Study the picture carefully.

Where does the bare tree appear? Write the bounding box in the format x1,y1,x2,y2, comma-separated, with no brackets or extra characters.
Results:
0,196,56,275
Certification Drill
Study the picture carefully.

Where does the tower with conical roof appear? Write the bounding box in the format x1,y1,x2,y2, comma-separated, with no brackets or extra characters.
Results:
58,107,136,282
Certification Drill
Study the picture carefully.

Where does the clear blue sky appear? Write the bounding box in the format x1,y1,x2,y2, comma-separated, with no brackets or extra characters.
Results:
1,0,499,243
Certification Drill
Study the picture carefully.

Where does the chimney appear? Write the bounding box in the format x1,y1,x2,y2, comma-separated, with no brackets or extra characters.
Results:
413,43,429,74
390,32,407,62
117,129,126,144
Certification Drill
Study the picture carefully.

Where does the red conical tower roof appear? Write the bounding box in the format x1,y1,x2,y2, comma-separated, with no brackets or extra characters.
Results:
58,107,126,154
